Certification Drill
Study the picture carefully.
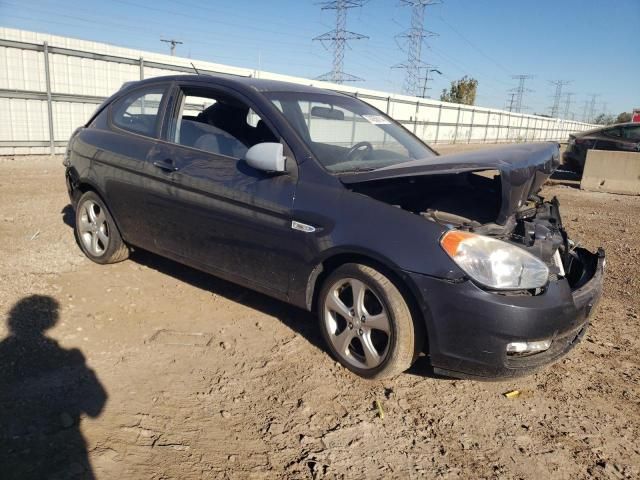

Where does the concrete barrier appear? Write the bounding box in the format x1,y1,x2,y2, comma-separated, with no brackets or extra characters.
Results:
580,150,640,195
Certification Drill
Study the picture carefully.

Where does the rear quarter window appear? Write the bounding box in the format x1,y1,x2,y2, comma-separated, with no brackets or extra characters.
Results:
111,86,167,138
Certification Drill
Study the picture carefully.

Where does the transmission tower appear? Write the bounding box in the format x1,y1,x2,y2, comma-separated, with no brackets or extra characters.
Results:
313,0,368,83
581,99,590,122
510,75,534,113
562,92,574,119
600,101,608,116
505,92,517,112
395,0,441,97
549,80,571,117
160,38,183,56
587,94,600,123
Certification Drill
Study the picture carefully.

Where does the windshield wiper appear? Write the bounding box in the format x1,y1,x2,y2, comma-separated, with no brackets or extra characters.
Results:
334,167,377,174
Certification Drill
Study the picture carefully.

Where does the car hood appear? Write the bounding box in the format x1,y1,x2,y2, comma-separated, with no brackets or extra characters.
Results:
340,142,561,225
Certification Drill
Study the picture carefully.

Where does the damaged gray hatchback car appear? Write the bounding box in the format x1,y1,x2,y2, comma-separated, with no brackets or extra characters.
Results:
65,75,604,379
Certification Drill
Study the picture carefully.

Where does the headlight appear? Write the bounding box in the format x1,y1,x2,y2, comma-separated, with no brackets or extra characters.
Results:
440,230,549,289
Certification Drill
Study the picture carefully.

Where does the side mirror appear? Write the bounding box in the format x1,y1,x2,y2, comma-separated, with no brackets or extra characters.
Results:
244,142,286,173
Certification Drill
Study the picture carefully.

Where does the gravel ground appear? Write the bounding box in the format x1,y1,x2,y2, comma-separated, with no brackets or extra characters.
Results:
0,152,638,479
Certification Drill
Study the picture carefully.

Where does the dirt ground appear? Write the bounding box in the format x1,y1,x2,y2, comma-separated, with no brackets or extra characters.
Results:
0,151,638,479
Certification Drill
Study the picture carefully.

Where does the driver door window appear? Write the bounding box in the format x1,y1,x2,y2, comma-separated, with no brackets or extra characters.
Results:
169,88,277,159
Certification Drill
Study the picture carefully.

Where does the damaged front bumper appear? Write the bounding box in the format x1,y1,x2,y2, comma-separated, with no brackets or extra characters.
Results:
407,247,605,379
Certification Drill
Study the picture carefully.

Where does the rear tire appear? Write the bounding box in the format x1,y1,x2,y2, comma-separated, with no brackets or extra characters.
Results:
317,263,422,379
75,191,129,264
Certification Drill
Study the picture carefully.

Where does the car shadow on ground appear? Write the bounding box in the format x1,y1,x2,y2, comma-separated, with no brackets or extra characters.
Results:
549,169,582,188
0,295,107,480
130,249,441,379
60,203,443,380
130,248,328,352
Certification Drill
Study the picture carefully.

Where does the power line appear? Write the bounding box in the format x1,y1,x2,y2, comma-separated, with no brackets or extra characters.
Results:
160,38,182,56
394,0,441,97
510,74,534,113
2,0,320,55
313,0,369,83
549,80,571,117
112,0,312,40
437,13,511,76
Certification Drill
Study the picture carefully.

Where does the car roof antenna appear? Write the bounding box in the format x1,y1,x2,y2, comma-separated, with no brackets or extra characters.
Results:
190,62,202,76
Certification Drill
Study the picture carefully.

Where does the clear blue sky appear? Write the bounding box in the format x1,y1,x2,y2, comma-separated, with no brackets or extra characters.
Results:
1,0,638,118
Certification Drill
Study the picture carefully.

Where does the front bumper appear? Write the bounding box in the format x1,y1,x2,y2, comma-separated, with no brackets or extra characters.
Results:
407,247,604,379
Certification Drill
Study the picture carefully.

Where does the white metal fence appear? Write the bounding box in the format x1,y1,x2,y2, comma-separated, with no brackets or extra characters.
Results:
0,27,595,155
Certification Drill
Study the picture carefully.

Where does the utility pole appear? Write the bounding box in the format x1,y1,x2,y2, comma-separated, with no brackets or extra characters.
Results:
563,92,574,119
510,75,534,113
395,0,441,97
420,66,441,98
549,80,571,117
161,38,183,56
313,0,368,83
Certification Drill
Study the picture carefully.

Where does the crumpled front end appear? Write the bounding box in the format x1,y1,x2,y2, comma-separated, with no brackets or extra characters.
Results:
407,246,604,379
343,142,605,378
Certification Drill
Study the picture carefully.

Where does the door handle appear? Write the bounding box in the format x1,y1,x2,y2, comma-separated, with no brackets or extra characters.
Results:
153,159,179,172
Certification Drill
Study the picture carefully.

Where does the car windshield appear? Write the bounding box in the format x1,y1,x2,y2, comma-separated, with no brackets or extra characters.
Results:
265,91,436,173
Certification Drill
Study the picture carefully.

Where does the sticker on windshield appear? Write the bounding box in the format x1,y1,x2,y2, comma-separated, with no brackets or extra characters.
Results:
362,114,390,125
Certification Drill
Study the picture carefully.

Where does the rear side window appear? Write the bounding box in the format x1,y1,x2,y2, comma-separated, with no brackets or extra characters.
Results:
111,86,166,138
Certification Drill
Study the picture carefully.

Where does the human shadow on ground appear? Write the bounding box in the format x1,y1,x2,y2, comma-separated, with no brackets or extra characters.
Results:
0,295,107,480
61,204,75,228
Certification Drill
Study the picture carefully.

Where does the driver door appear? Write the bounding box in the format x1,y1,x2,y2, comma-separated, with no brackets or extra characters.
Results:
146,82,299,297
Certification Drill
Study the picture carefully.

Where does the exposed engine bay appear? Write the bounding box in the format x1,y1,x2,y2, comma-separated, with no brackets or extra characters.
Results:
346,170,595,292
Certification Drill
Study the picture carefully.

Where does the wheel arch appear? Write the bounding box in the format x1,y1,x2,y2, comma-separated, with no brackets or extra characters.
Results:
72,180,126,241
306,250,430,352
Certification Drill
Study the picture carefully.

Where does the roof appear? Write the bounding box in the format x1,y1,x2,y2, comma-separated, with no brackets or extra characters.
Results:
576,122,638,136
131,73,340,95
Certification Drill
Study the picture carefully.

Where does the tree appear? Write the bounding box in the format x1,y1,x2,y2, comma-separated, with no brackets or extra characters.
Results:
593,113,615,125
440,76,478,105
616,112,632,123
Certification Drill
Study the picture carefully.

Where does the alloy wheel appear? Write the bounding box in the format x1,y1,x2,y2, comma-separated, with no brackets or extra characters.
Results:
323,277,391,370
78,199,109,256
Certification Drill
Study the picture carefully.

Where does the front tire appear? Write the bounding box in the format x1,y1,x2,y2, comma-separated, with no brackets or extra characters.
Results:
75,191,129,264
318,263,422,379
